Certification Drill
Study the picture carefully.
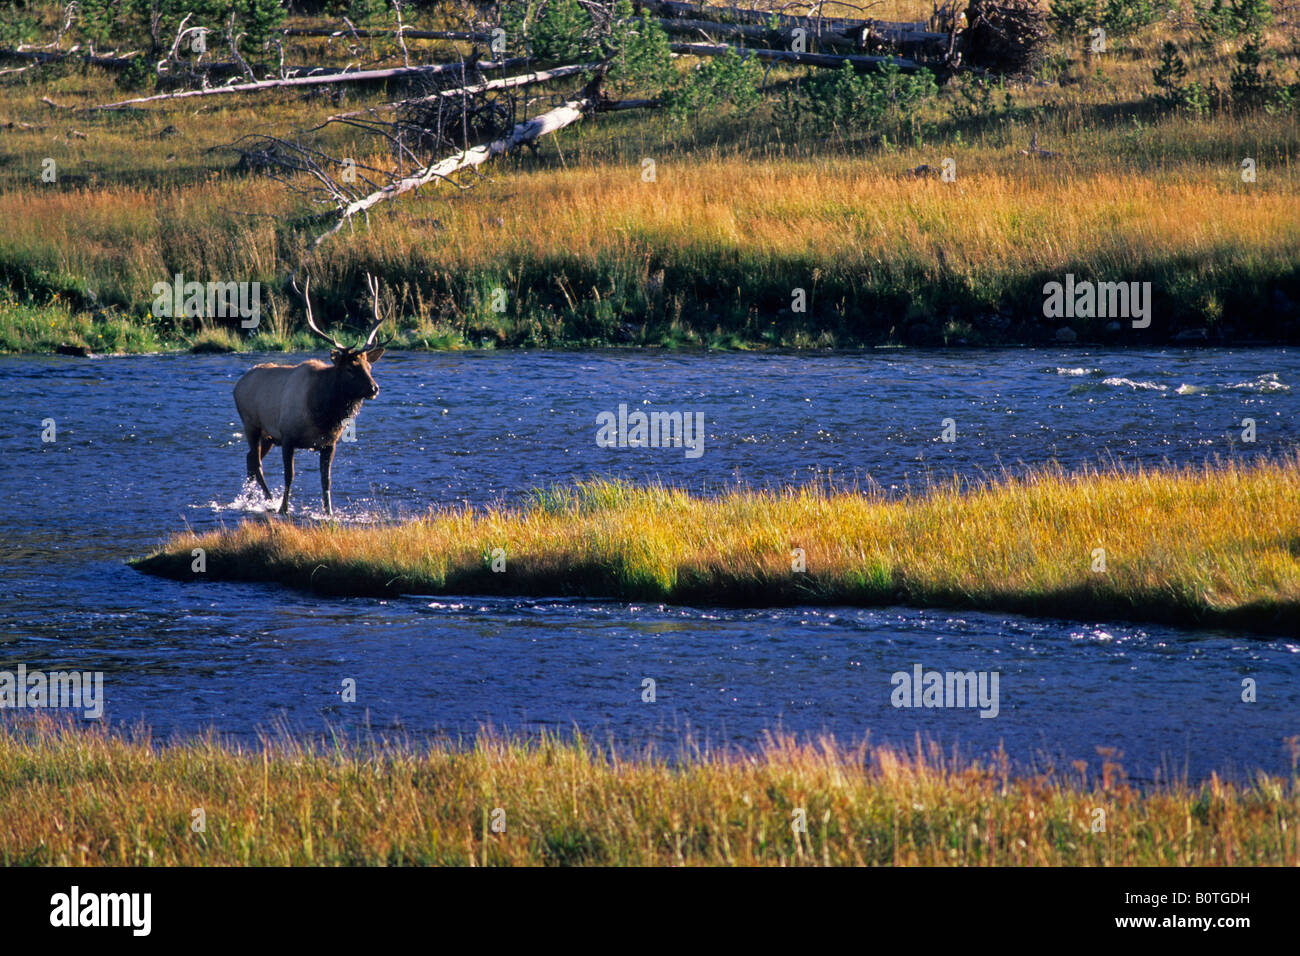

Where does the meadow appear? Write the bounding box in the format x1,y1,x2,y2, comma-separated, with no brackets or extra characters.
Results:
1,716,1295,865
0,1,1297,352
133,456,1300,635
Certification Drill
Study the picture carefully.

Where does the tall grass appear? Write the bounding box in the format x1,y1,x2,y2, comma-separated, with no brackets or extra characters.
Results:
1,717,1295,865
134,458,1300,635
0,10,1296,350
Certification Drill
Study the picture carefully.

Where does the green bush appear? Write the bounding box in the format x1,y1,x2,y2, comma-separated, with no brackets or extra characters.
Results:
1049,0,1099,43
117,54,158,91
1196,0,1274,39
805,61,937,141
0,1,37,47
948,75,1015,128
604,0,673,97
1152,41,1211,114
1229,33,1285,110
1101,0,1161,37
526,0,597,63
77,0,122,46
666,48,762,119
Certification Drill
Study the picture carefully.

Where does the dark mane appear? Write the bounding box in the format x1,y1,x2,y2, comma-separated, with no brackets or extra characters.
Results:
307,363,365,447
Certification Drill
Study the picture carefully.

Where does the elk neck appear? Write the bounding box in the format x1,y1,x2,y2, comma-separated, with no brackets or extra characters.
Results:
308,361,367,445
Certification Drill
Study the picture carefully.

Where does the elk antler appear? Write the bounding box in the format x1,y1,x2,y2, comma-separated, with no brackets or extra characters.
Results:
360,272,391,350
291,273,345,350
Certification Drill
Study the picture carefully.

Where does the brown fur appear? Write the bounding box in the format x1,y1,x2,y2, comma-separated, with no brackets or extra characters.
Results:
233,347,384,515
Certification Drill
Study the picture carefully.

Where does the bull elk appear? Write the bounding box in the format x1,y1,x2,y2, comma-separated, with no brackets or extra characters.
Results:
233,274,388,515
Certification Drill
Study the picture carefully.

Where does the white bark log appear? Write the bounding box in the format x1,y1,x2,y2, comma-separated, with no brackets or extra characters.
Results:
283,26,494,42
670,41,926,72
324,62,596,123
312,97,593,249
86,57,528,110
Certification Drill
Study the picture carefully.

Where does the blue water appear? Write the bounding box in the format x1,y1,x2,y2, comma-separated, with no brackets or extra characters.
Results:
1,348,1297,781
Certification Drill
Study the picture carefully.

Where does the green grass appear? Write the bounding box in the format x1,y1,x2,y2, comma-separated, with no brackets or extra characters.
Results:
133,458,1300,635
1,716,1295,865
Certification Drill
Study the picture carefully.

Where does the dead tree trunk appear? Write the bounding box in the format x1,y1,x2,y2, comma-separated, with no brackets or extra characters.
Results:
282,26,495,42
669,41,927,73
311,97,596,249
640,0,942,42
86,57,529,110
0,46,143,69
322,62,597,123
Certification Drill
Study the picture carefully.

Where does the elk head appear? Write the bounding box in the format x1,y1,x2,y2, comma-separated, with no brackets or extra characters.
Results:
292,272,390,400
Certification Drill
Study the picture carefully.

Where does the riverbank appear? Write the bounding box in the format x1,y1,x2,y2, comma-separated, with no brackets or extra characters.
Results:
133,459,1300,636
4,154,1298,354
0,717,1294,865
1,8,1297,354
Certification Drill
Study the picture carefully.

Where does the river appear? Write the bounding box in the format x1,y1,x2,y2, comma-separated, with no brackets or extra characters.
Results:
2,347,1297,781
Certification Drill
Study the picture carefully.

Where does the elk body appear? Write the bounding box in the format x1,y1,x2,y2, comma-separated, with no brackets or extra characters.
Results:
233,275,388,515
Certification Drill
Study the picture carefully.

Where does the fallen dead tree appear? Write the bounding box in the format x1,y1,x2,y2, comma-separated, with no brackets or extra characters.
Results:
283,26,495,43
83,57,529,111
639,0,942,42
0,44,325,81
656,15,952,59
308,86,650,250
0,46,143,69
276,8,950,58
654,15,858,49
229,64,653,255
670,41,927,73
319,62,598,123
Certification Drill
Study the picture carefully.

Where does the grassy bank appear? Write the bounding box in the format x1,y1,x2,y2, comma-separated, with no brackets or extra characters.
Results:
1,718,1295,865
1,5,1298,352
133,458,1300,635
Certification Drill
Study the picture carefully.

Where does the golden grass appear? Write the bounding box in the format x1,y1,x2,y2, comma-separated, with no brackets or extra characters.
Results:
3,157,1293,309
134,458,1300,635
1,13,1296,349
1,717,1295,866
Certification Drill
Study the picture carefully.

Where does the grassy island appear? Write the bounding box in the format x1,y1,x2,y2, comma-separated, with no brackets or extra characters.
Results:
133,458,1300,635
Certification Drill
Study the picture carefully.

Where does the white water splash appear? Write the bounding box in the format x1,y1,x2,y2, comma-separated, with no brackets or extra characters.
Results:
200,481,383,523
1227,372,1290,393
1101,376,1168,391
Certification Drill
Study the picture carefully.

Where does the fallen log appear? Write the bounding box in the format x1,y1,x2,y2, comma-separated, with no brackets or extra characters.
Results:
0,46,143,69
311,95,597,249
83,57,529,111
279,8,947,53
654,15,947,56
283,26,495,43
1,46,331,79
321,62,597,123
655,16,853,50
670,41,928,73
156,60,331,80
284,17,888,55
640,0,945,43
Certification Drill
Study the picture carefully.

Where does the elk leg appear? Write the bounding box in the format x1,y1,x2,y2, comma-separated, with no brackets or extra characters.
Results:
279,445,295,515
319,443,335,516
246,433,273,500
